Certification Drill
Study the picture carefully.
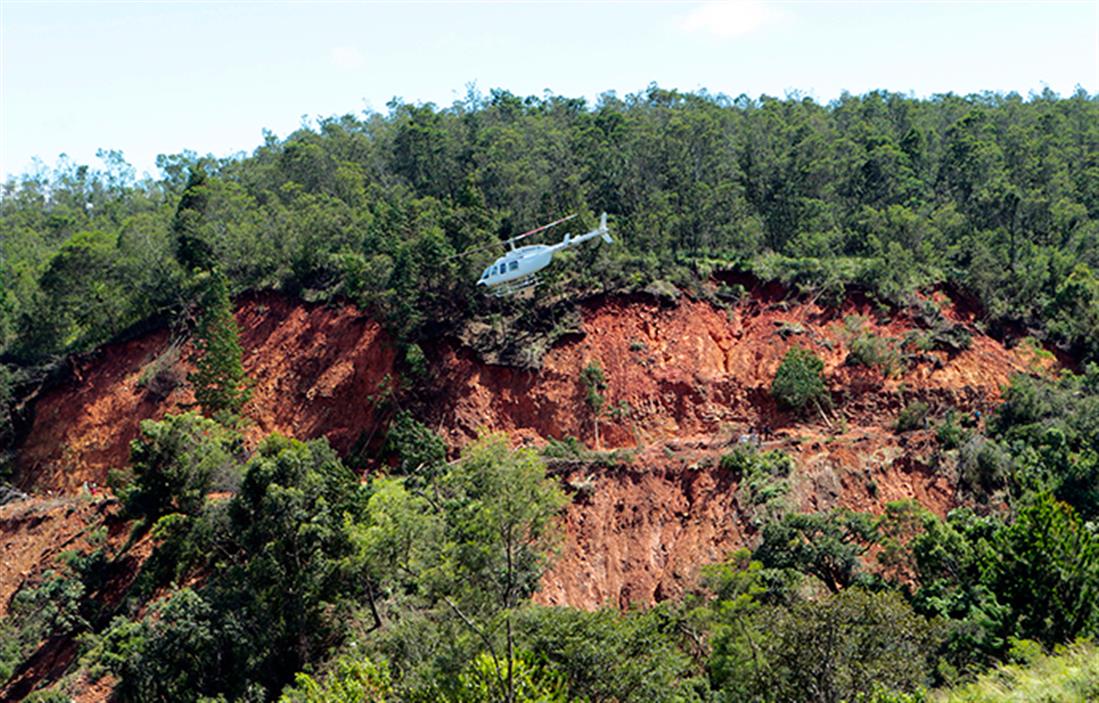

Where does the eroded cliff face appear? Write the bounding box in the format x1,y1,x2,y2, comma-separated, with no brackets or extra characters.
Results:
7,288,1052,610
15,293,396,493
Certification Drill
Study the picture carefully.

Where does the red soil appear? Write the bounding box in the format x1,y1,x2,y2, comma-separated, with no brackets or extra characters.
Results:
15,293,396,493
9,290,1052,614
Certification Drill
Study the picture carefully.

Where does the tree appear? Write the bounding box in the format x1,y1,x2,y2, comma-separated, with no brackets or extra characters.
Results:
749,589,940,703
580,360,607,449
988,494,1099,647
756,510,878,593
121,412,239,522
0,364,13,447
278,652,392,703
771,346,830,416
188,270,250,420
517,605,700,703
114,589,220,703
432,434,566,703
173,164,214,273
363,433,566,703
383,411,446,488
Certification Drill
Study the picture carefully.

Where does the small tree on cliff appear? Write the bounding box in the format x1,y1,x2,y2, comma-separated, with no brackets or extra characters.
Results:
772,346,830,419
581,360,607,449
189,270,250,421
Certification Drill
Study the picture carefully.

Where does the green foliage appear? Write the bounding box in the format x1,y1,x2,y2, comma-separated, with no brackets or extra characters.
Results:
932,641,1099,703
23,691,72,703
756,509,878,593
102,434,368,702
844,316,902,376
402,342,428,381
354,433,567,703
121,412,240,522
580,360,607,414
6,88,1099,700
989,369,1099,519
937,409,966,449
986,494,1099,648
3,89,1098,371
580,359,607,447
0,363,13,446
720,446,793,526
517,605,702,703
444,652,569,703
383,411,446,486
113,588,220,703
279,652,392,703
771,346,830,414
188,270,250,420
173,164,215,273
895,401,931,433
711,589,940,703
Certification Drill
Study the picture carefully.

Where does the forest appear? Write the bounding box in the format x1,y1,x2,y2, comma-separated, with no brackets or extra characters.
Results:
1,86,1098,701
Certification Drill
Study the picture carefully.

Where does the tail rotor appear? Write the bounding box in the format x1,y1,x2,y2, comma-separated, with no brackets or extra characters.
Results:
599,212,613,244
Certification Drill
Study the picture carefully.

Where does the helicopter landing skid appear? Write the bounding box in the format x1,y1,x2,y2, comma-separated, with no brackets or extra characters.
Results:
493,275,539,298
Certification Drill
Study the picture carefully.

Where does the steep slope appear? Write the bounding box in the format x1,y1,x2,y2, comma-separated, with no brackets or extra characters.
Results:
15,293,396,493
8,288,1052,609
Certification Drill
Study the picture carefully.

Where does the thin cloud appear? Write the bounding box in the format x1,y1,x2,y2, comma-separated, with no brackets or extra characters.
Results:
679,1,786,39
329,46,365,70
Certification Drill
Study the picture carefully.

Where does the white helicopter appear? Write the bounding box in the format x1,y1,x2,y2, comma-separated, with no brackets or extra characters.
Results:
476,212,612,296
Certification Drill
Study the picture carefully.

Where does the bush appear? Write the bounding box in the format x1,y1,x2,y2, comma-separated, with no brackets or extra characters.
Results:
958,438,1011,496
383,411,446,486
721,446,794,526
895,401,930,433
121,412,241,522
844,317,902,376
937,410,965,449
772,346,830,414
935,641,1099,703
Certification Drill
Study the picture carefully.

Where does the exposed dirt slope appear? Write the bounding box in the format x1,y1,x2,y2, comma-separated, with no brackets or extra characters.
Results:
431,293,1040,449
10,289,1051,611
15,293,396,493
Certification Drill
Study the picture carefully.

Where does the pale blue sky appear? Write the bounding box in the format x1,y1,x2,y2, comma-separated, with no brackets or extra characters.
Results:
2,1,1096,181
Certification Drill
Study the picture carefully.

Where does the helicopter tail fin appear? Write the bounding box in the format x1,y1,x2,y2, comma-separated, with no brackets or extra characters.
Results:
599,212,613,244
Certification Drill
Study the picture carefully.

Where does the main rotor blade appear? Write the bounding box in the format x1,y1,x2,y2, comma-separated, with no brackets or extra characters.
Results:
507,213,577,244
444,213,579,262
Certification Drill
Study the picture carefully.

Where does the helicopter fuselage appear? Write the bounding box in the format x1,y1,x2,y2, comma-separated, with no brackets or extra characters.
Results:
477,244,554,287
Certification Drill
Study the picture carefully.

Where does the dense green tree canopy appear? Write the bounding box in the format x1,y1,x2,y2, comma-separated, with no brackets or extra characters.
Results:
1,87,1096,380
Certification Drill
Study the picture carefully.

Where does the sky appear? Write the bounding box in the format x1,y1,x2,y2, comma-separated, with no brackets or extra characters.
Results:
1,0,1097,181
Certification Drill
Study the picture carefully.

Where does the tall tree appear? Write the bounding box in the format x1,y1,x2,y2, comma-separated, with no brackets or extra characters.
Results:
188,270,250,420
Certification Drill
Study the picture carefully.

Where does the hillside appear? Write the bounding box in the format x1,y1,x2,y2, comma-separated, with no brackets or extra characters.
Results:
5,283,1052,612
2,86,1097,702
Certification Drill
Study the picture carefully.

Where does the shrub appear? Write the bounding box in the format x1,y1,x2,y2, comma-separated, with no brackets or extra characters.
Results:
136,344,183,400
121,413,240,522
895,401,930,432
383,411,446,487
844,317,902,376
721,447,794,527
712,589,940,703
958,438,1011,496
402,343,428,381
772,346,830,414
937,410,964,449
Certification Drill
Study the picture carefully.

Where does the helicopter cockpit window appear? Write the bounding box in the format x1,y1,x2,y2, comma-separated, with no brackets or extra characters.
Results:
509,260,519,271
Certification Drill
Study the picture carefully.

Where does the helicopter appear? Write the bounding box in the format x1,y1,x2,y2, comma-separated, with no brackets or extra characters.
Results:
475,212,613,296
